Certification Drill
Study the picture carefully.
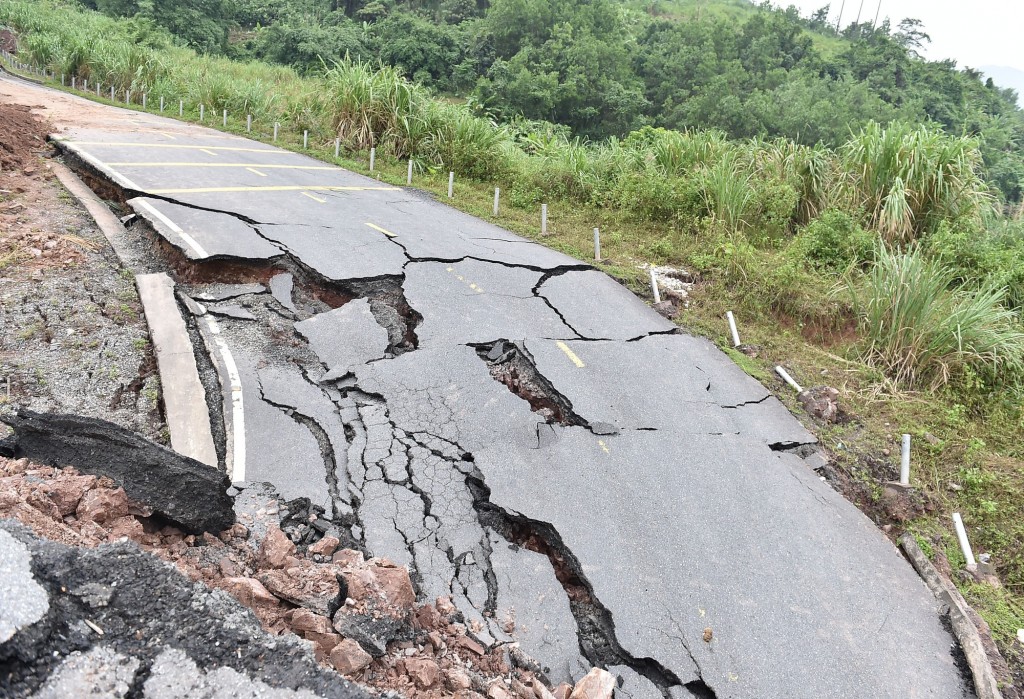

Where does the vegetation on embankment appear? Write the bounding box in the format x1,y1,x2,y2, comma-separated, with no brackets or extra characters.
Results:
3,0,1024,677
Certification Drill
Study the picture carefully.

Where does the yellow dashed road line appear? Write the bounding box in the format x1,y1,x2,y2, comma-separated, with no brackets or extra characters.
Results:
105,162,340,170
598,440,610,454
300,192,327,203
146,185,400,194
67,142,281,153
365,222,396,238
555,341,585,368
246,167,267,177
199,148,218,156
445,267,485,293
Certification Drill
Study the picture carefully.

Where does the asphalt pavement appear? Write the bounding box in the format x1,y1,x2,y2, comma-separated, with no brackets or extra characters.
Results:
24,81,975,697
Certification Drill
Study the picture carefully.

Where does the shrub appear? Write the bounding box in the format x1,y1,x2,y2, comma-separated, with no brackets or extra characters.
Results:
791,209,875,271
846,244,1024,388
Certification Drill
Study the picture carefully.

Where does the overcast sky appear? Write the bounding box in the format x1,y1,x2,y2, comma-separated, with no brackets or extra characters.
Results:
772,0,1022,72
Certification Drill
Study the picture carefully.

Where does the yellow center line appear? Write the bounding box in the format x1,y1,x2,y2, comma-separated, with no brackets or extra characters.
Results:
67,142,282,153
246,167,267,177
301,192,327,203
598,440,610,454
199,148,218,157
146,185,401,194
154,131,177,139
555,341,585,368
104,162,340,170
365,222,396,238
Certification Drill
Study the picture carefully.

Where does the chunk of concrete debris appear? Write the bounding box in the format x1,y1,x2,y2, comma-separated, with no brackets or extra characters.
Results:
259,524,297,568
294,299,389,380
0,411,234,534
404,658,441,688
569,668,615,699
257,562,342,617
206,303,256,321
194,283,266,302
331,638,373,675
270,272,298,314
0,529,50,643
798,386,840,423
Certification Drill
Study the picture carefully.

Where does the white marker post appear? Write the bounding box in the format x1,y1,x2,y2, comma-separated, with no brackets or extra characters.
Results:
335,139,340,158
952,513,977,567
448,171,454,198
775,366,804,393
407,159,413,185
650,268,661,304
303,130,308,149
126,90,131,105
273,123,279,141
493,188,500,216
95,82,100,96
246,114,251,132
900,434,911,486
369,147,375,171
541,204,548,235
71,76,76,89
83,80,87,91
594,228,601,261
726,311,741,347
142,93,147,109
200,104,204,121
61,74,65,86
160,96,165,112
222,109,227,127
110,86,115,101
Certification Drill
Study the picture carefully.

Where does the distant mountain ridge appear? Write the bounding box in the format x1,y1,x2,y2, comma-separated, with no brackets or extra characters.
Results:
981,65,1024,108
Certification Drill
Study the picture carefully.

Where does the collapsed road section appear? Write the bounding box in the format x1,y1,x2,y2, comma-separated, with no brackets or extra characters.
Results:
1,76,976,699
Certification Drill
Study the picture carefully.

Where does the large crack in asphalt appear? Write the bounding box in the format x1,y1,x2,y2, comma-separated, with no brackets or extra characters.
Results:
56,150,723,695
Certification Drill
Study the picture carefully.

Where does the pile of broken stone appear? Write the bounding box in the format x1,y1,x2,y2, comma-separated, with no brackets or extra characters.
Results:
0,455,618,699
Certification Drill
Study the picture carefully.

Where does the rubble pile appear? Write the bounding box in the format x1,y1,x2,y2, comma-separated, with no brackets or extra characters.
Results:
0,455,619,699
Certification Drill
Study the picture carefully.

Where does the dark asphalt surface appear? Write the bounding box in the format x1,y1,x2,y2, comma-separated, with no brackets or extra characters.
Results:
40,93,974,698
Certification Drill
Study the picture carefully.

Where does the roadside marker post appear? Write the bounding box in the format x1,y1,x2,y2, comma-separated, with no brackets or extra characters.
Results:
726,311,741,347
493,188,500,216
71,76,76,89
142,93,147,109
223,109,227,127
200,104,205,122
775,366,804,393
273,123,279,141
335,139,340,158
179,100,184,117
594,228,601,261
160,96,164,112
83,80,87,92
448,171,454,198
126,90,132,105
369,147,375,171
650,268,661,304
303,130,308,149
952,513,977,567
110,86,115,101
246,114,251,132
541,204,548,235
96,82,100,96
900,434,911,486
407,159,413,185
61,74,65,86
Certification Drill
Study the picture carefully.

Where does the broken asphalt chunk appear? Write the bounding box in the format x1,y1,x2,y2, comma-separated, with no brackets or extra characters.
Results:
0,410,234,534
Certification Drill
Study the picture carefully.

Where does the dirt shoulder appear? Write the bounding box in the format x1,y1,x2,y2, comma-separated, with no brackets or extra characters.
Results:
0,99,163,442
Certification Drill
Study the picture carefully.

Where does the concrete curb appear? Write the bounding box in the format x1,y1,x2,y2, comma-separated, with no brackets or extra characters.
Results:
51,163,218,468
899,533,1003,699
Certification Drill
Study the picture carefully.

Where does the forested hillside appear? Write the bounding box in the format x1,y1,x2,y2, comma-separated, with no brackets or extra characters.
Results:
77,0,1024,204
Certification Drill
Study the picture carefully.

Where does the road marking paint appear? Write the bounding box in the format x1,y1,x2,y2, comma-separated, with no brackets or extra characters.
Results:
154,131,177,139
556,341,585,368
245,167,267,177
365,222,396,237
199,148,218,157
105,162,341,170
146,185,400,194
301,191,327,203
68,142,281,153
134,200,208,258
469,283,478,290
206,317,245,483
70,148,144,192
598,440,610,454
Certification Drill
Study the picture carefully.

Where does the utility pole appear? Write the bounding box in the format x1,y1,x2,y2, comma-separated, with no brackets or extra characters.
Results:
835,0,846,33
873,0,882,28
854,0,865,26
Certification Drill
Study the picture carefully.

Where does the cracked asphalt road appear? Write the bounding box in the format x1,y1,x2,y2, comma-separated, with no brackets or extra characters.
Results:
17,76,973,698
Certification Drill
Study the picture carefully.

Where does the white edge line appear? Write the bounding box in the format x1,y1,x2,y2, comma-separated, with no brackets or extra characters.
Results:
65,144,143,191
206,316,245,483
134,199,209,258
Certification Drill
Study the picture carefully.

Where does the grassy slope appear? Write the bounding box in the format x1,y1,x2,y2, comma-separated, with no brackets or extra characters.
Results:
4,9,1024,680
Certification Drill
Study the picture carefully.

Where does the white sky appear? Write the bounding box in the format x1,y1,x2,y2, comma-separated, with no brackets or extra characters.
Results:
773,0,1022,71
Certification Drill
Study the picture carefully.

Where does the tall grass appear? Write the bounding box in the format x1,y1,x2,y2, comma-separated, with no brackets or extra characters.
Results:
848,245,1024,387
